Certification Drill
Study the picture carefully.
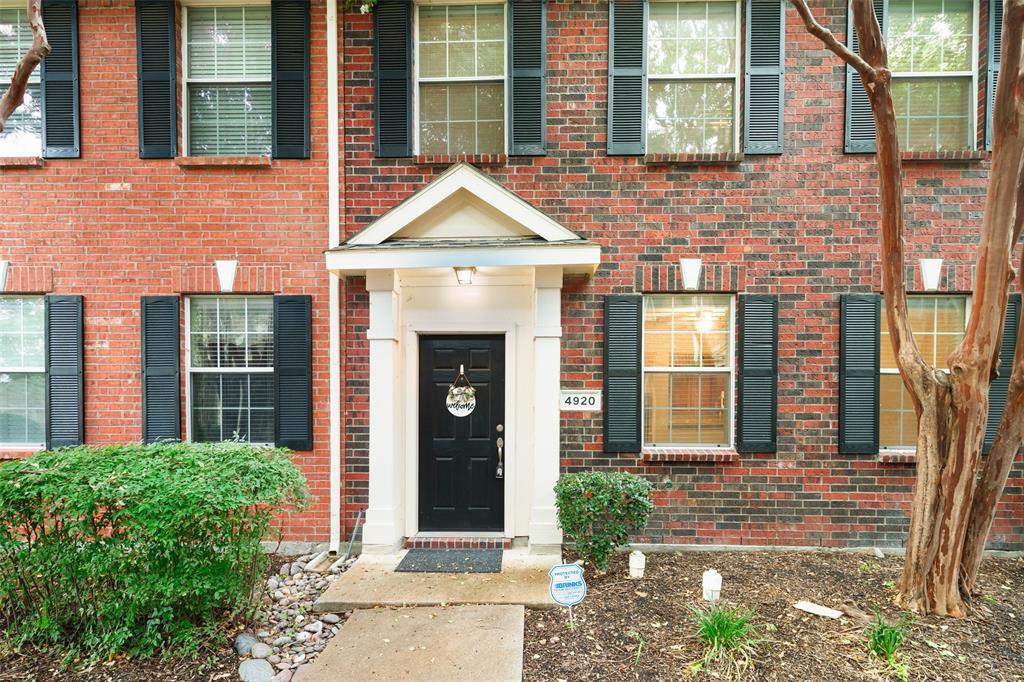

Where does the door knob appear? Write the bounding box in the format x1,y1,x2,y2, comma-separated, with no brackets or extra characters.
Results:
495,436,504,479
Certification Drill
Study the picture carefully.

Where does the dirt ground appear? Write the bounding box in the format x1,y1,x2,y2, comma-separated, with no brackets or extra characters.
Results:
523,551,1024,681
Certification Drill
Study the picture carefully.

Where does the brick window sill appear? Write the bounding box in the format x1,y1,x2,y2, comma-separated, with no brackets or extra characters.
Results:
0,156,44,169
412,154,508,166
175,156,272,168
643,447,739,463
644,152,744,166
0,448,42,460
878,450,917,465
900,150,988,163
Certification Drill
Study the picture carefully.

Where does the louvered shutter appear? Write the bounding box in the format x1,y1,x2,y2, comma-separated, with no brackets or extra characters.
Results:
141,296,180,443
45,295,83,448
272,0,310,159
744,0,785,154
509,0,547,155
839,294,881,454
41,0,79,158
604,295,642,452
607,0,646,155
274,295,313,451
987,0,1002,150
844,0,886,153
984,293,1021,452
136,0,176,159
374,0,412,157
737,295,778,452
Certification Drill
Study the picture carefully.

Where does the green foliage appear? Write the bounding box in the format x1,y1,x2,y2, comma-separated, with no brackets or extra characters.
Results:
0,442,308,662
553,472,653,571
689,602,762,675
867,609,911,681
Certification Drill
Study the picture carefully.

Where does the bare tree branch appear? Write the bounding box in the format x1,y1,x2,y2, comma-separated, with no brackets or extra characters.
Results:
788,0,878,78
0,0,49,134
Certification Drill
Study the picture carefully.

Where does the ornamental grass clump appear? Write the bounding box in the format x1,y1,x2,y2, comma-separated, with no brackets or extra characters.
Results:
554,471,653,571
0,442,307,661
866,609,911,681
689,603,763,676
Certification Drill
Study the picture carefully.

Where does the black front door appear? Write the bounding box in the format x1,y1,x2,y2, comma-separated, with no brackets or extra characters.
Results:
418,335,505,532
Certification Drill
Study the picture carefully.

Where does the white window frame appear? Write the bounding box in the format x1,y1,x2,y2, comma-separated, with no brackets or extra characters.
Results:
180,0,273,157
412,0,509,156
641,293,736,448
0,1,43,157
184,295,275,446
879,293,971,449
0,295,46,449
646,0,742,154
886,0,980,150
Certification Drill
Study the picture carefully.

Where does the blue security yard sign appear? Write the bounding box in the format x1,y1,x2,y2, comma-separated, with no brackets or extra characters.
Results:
548,563,587,607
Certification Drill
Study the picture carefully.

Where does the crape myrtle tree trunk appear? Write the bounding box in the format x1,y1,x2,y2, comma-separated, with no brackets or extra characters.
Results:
0,0,48,132
791,0,1024,616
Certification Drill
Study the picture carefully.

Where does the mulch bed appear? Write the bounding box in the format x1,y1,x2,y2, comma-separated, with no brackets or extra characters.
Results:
524,551,1024,681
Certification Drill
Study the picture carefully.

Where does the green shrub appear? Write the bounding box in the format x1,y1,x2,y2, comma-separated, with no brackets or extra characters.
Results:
867,609,911,681
553,471,653,571
690,603,762,675
0,442,308,661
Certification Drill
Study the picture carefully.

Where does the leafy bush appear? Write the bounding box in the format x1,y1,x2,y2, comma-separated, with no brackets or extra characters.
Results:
0,442,308,661
554,471,653,571
689,603,762,675
867,609,911,681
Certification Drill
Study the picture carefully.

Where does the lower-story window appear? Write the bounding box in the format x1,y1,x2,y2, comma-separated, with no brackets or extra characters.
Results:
642,294,733,446
186,296,274,444
879,294,969,448
0,296,46,448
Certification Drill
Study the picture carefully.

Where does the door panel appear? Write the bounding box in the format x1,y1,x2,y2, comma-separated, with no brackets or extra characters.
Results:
419,335,505,532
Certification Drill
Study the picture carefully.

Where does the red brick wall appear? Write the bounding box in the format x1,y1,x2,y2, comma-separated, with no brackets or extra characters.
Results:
340,0,1023,548
1,0,332,543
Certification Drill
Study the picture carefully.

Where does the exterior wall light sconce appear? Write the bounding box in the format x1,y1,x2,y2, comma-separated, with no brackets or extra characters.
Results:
215,259,239,293
0,261,8,292
919,258,944,292
454,267,476,286
680,258,703,291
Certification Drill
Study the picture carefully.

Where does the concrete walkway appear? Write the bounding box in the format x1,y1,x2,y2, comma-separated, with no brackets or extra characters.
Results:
313,548,559,612
300,605,525,682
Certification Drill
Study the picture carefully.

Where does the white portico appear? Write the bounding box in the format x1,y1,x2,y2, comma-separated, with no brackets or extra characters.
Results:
326,164,600,551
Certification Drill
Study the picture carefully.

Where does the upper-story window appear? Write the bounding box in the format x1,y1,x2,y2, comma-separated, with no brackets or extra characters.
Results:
888,0,976,151
0,7,42,156
879,295,968,448
183,4,272,156
416,2,506,155
647,0,740,154
0,297,46,448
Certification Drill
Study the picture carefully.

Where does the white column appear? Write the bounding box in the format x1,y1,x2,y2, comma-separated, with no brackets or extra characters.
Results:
362,269,405,550
530,266,564,549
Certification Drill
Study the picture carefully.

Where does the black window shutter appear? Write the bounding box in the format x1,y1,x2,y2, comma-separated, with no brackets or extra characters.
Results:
141,296,181,443
509,0,547,155
374,0,412,157
272,0,310,159
274,295,313,451
41,0,80,158
744,0,785,154
984,293,1021,452
607,0,646,155
136,0,177,159
844,0,886,153
987,0,1003,150
839,293,881,454
45,295,83,449
604,295,642,452
737,295,778,452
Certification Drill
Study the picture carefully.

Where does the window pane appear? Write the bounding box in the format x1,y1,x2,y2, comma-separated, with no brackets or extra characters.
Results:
188,85,272,156
418,82,504,155
880,374,918,448
888,0,973,73
190,297,275,369
892,77,971,152
0,372,45,446
648,1,736,76
418,4,505,79
0,297,45,369
0,8,41,156
191,372,274,443
187,6,271,80
648,80,734,154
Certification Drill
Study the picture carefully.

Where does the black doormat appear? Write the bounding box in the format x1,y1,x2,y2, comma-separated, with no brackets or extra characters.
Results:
395,548,503,574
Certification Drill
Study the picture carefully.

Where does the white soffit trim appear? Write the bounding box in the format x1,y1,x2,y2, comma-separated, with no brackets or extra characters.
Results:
326,242,601,275
346,163,583,245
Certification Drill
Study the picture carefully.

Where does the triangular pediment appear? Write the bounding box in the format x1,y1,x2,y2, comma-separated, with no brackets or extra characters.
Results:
346,163,583,246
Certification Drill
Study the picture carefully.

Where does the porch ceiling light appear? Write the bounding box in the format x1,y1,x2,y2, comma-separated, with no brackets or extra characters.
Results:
215,259,239,293
454,267,476,286
680,258,702,291
919,258,944,292
0,260,8,292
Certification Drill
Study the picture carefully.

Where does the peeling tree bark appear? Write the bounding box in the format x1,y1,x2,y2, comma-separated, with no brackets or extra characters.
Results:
0,0,49,134
791,0,1024,616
